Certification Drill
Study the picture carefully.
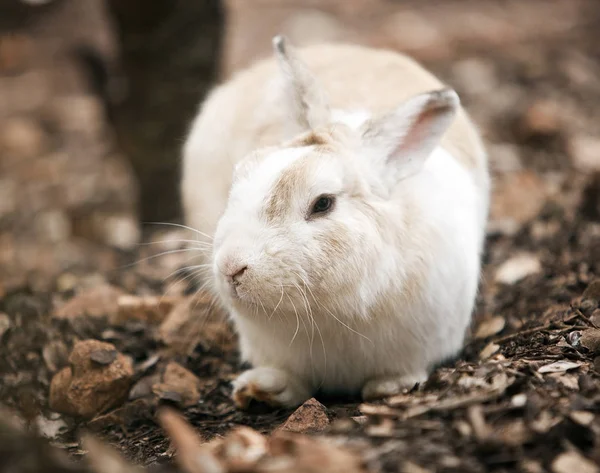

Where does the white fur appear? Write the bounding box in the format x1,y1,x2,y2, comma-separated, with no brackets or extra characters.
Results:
181,38,489,408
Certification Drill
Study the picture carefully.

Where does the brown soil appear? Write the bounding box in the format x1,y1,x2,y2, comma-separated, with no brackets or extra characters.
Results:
1,3,600,473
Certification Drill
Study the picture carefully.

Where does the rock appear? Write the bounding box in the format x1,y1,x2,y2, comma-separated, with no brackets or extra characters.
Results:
113,294,179,325
158,294,231,355
49,340,133,418
152,362,201,408
276,398,330,434
54,284,126,320
570,136,600,173
580,329,600,354
495,253,542,285
552,451,599,473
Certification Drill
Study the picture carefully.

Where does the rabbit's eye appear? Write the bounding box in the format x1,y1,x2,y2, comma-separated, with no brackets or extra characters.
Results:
310,195,335,216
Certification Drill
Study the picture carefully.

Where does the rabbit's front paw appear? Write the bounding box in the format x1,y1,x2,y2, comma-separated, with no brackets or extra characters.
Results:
362,372,428,401
232,367,311,410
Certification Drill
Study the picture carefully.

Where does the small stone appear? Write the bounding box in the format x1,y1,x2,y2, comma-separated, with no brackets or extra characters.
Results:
474,316,506,339
0,312,10,339
276,398,329,434
49,340,133,418
552,451,599,473
54,284,125,320
159,294,229,355
152,362,201,408
580,329,600,354
495,253,541,285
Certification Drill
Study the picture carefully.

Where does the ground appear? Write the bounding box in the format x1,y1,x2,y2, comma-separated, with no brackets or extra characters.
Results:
1,3,600,473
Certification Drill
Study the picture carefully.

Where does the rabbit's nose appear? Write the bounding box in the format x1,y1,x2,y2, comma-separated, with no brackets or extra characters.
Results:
225,264,248,285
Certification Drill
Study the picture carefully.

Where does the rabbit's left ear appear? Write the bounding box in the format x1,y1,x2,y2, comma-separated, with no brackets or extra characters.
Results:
273,35,331,137
360,88,459,188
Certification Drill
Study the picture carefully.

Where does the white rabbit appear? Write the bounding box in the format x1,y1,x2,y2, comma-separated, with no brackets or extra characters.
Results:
180,36,490,409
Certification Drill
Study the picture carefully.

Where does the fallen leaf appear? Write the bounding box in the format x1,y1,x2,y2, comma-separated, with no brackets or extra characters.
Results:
81,433,144,473
552,450,599,473
570,411,595,426
495,253,542,285
537,360,582,374
474,316,506,339
479,342,500,360
401,461,433,473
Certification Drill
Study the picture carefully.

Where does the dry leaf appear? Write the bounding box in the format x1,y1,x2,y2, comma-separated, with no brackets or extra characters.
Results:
474,316,506,339
552,450,599,473
537,360,582,374
495,253,542,285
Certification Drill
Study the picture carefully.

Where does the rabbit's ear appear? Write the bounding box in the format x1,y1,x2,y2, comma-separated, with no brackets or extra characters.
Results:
360,88,459,188
273,35,331,137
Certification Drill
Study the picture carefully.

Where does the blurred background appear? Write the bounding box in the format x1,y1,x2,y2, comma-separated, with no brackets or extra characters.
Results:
1,2,600,470
0,0,598,293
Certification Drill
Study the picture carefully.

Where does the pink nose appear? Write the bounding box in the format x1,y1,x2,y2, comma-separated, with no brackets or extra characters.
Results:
223,263,248,285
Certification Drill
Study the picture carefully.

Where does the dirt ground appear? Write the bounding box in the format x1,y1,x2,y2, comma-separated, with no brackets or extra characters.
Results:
1,3,600,473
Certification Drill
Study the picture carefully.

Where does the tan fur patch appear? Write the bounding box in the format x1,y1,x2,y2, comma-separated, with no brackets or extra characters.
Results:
263,156,314,222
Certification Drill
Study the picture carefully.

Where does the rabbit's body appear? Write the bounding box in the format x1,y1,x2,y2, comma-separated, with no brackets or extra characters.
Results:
181,39,490,407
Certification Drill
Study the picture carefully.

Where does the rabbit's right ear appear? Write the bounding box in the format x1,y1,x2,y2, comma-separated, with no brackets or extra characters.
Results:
273,35,331,138
360,88,459,191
